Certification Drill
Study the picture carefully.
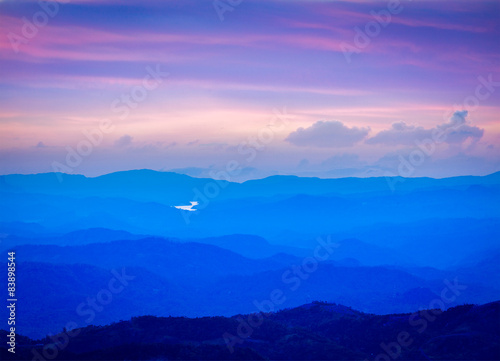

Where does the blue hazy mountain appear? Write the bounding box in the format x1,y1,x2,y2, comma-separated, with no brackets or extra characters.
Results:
180,234,313,259
0,227,145,249
1,169,499,355
2,238,499,339
1,172,499,260
8,239,297,285
2,169,499,207
0,261,195,339
2,170,499,202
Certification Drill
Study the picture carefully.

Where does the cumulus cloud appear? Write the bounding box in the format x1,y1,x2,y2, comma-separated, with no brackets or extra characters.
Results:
115,134,133,147
285,120,370,147
366,111,483,146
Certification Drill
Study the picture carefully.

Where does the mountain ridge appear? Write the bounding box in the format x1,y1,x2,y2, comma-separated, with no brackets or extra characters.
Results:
2,300,498,360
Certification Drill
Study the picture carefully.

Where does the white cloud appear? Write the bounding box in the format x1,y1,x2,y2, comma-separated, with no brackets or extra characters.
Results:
366,111,483,146
285,120,370,147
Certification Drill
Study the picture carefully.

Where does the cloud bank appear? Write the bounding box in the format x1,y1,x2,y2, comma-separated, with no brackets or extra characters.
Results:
366,111,484,146
285,120,370,148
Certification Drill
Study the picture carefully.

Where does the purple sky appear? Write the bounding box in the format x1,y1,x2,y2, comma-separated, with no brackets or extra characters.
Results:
0,0,499,180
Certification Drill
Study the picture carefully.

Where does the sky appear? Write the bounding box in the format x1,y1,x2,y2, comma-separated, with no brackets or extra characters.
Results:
0,0,499,180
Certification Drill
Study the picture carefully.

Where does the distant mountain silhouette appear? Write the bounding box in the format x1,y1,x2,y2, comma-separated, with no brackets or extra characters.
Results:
2,301,498,360
0,227,145,249
2,244,498,339
8,239,293,285
2,169,500,204
184,234,311,258
0,262,194,339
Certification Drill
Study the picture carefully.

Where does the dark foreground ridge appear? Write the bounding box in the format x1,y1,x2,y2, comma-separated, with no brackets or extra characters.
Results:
2,300,499,361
